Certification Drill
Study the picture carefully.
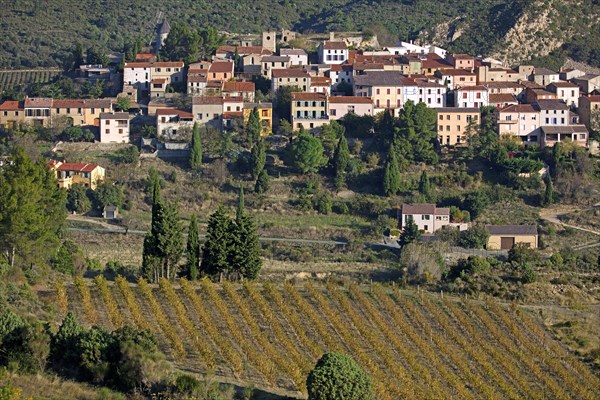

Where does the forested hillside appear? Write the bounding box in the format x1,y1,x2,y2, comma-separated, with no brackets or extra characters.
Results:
1,0,599,68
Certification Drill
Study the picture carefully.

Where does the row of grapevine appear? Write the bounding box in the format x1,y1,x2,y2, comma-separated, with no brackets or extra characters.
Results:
200,279,276,382
73,275,98,325
348,285,444,398
93,275,124,329
179,279,243,374
304,283,394,400
484,299,596,399
418,294,521,399
223,282,304,389
137,278,185,358
441,298,536,399
370,285,473,399
158,278,215,369
463,299,569,399
243,282,312,374
0,69,62,90
114,276,151,331
262,282,323,359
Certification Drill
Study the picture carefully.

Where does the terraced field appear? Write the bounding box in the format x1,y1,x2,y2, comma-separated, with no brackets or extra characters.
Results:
55,278,600,399
0,69,63,91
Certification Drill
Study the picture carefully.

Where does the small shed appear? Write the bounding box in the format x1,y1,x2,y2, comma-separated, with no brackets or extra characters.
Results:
103,206,119,219
486,225,538,250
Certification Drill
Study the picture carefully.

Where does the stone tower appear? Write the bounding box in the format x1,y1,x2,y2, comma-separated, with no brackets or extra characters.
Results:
262,31,276,53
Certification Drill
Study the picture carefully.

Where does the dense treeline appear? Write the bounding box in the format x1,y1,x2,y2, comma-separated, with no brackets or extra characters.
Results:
0,0,532,68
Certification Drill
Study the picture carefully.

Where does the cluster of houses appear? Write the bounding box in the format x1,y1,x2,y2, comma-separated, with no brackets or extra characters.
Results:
1,29,600,151
398,203,539,250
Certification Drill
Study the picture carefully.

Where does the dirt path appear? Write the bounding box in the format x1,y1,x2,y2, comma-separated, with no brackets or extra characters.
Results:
539,205,600,237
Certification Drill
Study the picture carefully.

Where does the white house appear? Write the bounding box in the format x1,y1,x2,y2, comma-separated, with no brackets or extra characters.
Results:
99,112,129,143
399,204,450,234
156,109,194,141
455,86,489,108
280,48,308,66
318,41,349,65
123,61,184,96
547,81,580,108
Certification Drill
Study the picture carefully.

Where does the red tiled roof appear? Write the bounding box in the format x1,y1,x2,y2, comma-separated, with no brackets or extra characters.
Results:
402,204,449,215
55,162,100,173
124,61,184,68
328,96,372,104
451,54,473,60
209,61,234,73
311,76,332,85
323,41,347,50
223,111,244,119
188,76,207,83
489,94,518,103
583,95,600,102
499,104,537,113
272,69,310,78
0,100,23,111
222,81,255,92
135,53,155,60
291,92,327,101
438,68,476,76
156,108,193,118
192,96,224,105
217,45,272,56
151,78,167,84
222,96,244,103
24,97,53,108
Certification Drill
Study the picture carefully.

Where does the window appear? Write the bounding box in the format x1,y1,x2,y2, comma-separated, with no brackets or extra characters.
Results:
422,215,430,220
397,88,401,94
457,115,461,121
105,129,109,134
387,88,391,95
439,125,443,131
439,115,443,120
457,125,461,131
446,115,450,120
476,92,481,99
446,125,450,131
118,129,123,134
463,92,467,99
376,88,380,95
331,109,336,116
579,134,586,140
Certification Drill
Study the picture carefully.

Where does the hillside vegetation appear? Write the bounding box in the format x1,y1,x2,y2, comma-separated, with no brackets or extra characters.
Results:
4,0,599,69
50,277,600,399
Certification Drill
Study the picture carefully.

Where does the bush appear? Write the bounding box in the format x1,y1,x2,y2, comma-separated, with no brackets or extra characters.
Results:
51,240,84,275
312,192,332,214
400,243,443,284
458,226,489,249
307,352,373,400
175,374,201,394
508,243,540,265
332,201,349,214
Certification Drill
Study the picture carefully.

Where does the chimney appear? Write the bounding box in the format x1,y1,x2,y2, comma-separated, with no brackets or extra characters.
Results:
330,32,335,41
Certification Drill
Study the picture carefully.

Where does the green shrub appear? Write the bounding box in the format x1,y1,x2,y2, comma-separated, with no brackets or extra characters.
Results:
175,374,201,394
307,352,373,400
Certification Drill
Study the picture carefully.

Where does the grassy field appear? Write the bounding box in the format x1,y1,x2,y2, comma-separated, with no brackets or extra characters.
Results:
44,278,600,400
0,69,63,91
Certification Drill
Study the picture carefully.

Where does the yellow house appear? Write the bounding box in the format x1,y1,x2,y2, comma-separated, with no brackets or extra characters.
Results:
243,103,272,136
49,160,106,190
0,100,25,129
52,99,113,127
291,92,328,132
486,225,538,250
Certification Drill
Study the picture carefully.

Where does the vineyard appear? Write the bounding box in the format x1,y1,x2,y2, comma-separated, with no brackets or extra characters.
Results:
56,278,600,399
0,69,63,91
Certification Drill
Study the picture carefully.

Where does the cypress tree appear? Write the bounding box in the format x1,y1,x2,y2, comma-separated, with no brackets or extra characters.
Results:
333,134,350,191
232,213,262,280
255,168,270,194
189,122,202,170
543,176,554,207
418,171,431,198
250,139,266,179
200,207,232,279
383,145,401,196
247,107,262,146
185,215,200,280
237,186,244,221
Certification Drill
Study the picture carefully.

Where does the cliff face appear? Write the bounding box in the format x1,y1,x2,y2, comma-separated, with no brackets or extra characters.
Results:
420,0,600,67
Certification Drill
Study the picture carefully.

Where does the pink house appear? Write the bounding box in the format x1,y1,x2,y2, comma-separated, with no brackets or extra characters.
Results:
328,96,373,120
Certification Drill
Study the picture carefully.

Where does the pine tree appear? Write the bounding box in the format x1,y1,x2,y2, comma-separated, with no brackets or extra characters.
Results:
247,107,262,146
200,207,232,279
255,168,270,194
383,145,401,196
189,122,202,170
333,134,350,191
399,219,421,247
0,147,66,268
185,215,200,280
543,176,554,207
250,140,266,179
418,171,431,199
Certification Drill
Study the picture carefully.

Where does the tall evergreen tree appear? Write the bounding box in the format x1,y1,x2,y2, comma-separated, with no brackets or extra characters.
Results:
543,176,554,207
383,145,401,196
184,215,200,280
0,148,66,268
247,107,262,146
399,220,421,248
237,186,245,222
200,207,231,279
189,122,202,170
231,213,262,280
255,168,270,194
418,171,431,198
250,140,266,179
333,134,350,191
